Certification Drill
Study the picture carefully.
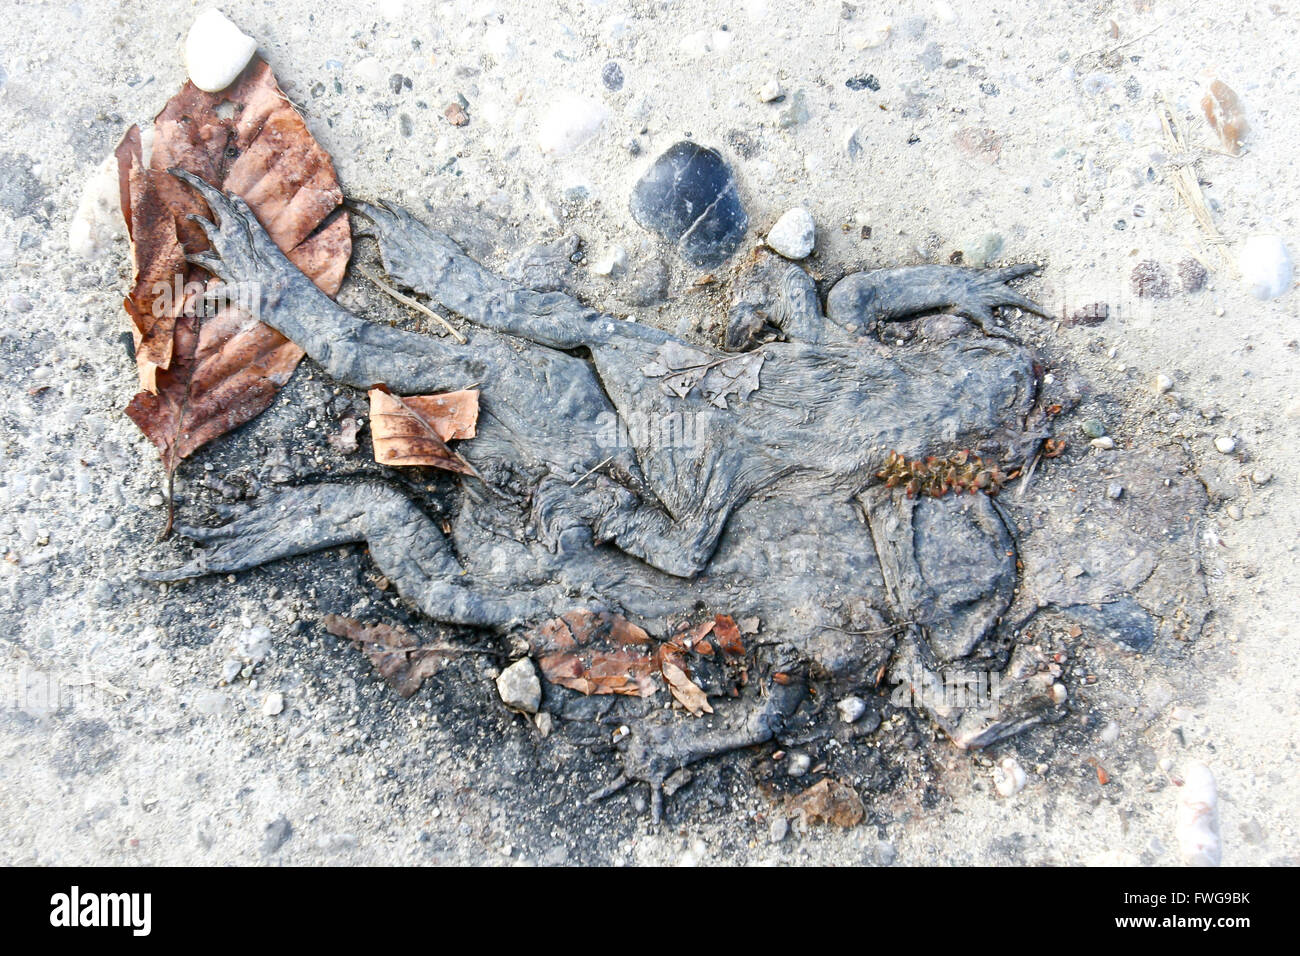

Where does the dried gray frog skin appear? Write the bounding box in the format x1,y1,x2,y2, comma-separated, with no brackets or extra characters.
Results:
145,169,1208,821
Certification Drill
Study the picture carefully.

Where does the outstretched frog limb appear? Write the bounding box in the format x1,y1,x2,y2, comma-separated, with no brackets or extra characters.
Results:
826,263,1048,339
140,482,544,628
591,650,808,823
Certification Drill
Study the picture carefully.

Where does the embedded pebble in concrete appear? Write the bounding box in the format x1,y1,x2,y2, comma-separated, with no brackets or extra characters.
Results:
1176,762,1222,866
993,757,1026,797
537,94,608,156
1154,372,1174,394
630,141,748,269
184,9,258,93
1238,235,1292,300
262,691,284,716
68,153,126,260
600,62,624,92
961,232,1003,268
766,207,815,260
590,244,627,276
786,752,812,777
757,78,783,102
1214,436,1236,454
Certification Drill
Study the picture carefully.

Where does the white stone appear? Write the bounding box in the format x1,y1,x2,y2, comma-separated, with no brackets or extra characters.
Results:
766,207,816,260
1154,372,1174,394
1238,235,1292,300
1090,436,1115,450
1176,762,1221,866
1214,436,1236,454
993,757,1026,797
757,78,783,102
68,152,126,260
185,9,258,93
496,658,541,714
591,244,627,276
837,696,867,723
537,95,608,156
849,17,893,50
261,691,284,716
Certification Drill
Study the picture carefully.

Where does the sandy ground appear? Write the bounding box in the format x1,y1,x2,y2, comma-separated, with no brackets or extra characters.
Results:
0,0,1296,865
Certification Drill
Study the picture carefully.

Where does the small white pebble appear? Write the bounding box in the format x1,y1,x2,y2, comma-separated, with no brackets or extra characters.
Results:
1049,682,1068,704
992,757,1027,797
1214,436,1236,454
1090,436,1115,450
1176,762,1221,866
757,78,783,102
262,691,285,716
537,95,608,156
837,696,867,723
185,9,258,93
1154,372,1174,394
590,244,627,276
1238,235,1292,300
766,207,816,260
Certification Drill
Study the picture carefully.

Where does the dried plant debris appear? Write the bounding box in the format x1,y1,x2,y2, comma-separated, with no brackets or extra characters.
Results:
875,449,1022,499
786,778,865,828
321,614,472,698
527,608,660,698
640,340,763,408
368,386,479,472
117,59,351,529
525,609,747,715
661,660,713,716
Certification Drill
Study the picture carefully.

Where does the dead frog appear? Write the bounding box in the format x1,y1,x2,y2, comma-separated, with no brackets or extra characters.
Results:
144,170,1206,821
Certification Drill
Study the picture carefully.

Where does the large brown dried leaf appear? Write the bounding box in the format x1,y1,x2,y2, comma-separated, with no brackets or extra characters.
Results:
368,386,479,473
118,59,350,480
321,613,453,698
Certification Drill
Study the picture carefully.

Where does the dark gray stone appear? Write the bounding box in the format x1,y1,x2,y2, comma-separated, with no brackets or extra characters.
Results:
630,141,748,269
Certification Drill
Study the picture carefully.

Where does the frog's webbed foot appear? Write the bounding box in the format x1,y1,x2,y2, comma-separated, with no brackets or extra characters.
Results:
348,199,462,296
949,264,1050,338
168,168,302,310
827,263,1048,342
139,484,372,582
588,649,807,824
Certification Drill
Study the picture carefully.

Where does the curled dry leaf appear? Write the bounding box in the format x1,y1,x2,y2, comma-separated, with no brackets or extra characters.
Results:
118,59,351,529
662,660,714,716
322,613,463,698
1201,79,1248,155
526,608,658,697
367,386,479,473
787,778,865,828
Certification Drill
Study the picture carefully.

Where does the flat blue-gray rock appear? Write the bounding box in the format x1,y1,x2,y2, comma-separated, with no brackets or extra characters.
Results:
629,141,748,269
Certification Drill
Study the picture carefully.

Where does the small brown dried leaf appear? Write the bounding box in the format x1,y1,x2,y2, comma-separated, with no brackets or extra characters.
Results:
321,613,453,698
118,59,351,482
712,614,745,657
368,386,479,474
787,778,865,828
662,660,713,717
